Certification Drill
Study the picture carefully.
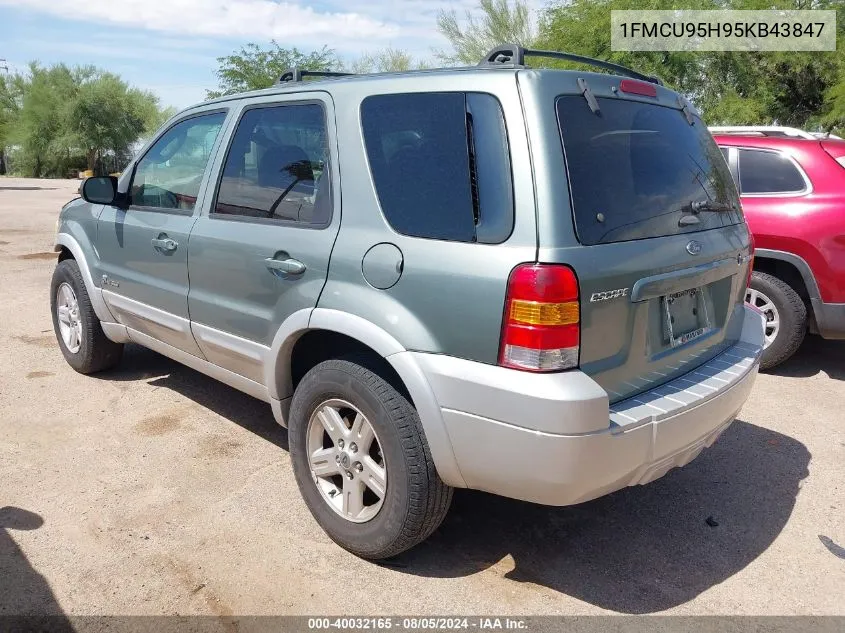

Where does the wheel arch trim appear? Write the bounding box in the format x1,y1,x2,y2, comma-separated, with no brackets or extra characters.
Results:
754,248,821,300
268,308,467,488
54,233,115,323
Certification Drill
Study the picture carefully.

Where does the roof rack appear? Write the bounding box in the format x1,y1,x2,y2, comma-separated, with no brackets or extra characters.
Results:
278,68,353,84
479,43,663,85
708,126,817,140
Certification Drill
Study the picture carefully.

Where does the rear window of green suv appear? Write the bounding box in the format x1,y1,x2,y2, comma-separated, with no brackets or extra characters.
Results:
556,96,741,245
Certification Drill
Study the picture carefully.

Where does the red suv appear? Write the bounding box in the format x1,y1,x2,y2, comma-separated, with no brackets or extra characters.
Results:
711,127,845,369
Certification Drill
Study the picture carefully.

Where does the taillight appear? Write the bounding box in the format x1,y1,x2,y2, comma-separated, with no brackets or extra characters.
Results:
499,264,580,372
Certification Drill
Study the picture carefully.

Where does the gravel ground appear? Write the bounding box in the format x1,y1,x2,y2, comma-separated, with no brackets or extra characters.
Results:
1,177,843,617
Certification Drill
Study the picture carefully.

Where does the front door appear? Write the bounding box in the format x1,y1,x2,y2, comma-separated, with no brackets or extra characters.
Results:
97,109,229,355
186,94,339,384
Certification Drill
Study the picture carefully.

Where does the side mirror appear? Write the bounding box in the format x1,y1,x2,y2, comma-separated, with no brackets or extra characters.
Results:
81,176,119,205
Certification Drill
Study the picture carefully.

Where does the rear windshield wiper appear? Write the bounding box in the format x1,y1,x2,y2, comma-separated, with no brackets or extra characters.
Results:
678,200,735,226
689,200,734,213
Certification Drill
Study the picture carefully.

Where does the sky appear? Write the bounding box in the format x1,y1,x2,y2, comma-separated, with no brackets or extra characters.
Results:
0,0,538,110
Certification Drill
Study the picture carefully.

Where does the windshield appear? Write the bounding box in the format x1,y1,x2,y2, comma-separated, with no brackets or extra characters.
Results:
556,96,742,245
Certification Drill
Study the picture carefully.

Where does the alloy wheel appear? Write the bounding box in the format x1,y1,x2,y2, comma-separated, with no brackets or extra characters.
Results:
56,282,82,353
306,399,387,523
746,287,780,349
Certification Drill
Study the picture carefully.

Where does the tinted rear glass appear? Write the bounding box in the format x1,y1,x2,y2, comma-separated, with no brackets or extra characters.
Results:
557,96,741,245
738,148,806,194
361,92,513,243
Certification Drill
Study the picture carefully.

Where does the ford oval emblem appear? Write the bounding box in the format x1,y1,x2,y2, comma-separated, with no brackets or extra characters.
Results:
686,240,702,255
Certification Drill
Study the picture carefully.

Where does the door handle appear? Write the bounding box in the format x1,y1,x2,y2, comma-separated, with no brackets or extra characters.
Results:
151,236,178,252
265,256,306,276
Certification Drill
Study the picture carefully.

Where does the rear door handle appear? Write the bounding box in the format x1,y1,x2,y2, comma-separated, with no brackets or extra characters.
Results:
265,256,306,276
151,236,178,252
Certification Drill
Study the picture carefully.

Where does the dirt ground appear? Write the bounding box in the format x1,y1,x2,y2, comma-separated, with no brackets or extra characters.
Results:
1,177,843,617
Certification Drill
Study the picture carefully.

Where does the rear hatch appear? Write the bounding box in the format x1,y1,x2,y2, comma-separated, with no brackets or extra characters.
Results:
528,73,753,403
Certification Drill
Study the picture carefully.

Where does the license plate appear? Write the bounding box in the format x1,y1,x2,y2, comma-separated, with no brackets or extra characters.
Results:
663,288,711,347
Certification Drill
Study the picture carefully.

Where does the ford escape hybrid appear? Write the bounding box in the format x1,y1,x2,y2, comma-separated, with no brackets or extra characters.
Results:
51,45,765,559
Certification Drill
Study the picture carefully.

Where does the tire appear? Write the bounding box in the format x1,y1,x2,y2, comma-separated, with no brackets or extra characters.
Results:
288,357,452,559
746,271,806,370
50,259,123,374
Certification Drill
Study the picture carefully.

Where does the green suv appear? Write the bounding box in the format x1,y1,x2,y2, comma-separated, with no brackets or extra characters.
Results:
51,45,765,559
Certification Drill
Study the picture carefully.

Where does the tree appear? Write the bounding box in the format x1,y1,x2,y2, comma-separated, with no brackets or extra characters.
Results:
15,63,79,177
537,0,714,103
67,73,159,173
207,42,339,98
346,48,430,74
0,71,27,174
437,0,536,65
537,0,845,135
2,63,171,177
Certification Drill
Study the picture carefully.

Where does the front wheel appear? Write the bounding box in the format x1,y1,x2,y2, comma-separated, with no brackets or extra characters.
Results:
288,357,452,559
50,259,123,373
746,271,806,370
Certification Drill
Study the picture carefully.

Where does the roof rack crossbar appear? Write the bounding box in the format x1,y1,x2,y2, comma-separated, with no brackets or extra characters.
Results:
479,43,663,85
278,68,354,84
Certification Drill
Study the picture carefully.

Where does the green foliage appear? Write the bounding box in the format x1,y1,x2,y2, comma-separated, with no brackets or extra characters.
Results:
207,42,339,98
538,0,845,134
0,62,170,177
345,48,431,74
437,0,536,65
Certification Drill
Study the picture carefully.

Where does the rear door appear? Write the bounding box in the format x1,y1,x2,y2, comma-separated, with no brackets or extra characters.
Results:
524,74,753,403
723,144,813,240
97,110,228,356
186,93,339,384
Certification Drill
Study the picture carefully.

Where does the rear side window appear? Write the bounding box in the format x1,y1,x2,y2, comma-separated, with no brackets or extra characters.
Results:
737,148,806,194
214,103,331,226
361,92,513,243
557,97,741,245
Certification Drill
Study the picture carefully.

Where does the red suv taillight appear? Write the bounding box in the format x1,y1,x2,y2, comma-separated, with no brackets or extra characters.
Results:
498,264,580,372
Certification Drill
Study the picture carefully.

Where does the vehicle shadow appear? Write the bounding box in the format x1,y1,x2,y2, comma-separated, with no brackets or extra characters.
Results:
765,334,844,380
393,420,810,614
95,344,288,450
0,507,74,630
93,346,809,614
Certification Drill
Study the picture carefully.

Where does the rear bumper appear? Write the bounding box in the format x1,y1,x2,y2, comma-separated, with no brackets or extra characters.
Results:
811,299,845,340
413,304,765,506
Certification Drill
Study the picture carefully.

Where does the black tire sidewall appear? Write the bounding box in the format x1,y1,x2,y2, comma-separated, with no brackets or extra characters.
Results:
750,271,806,369
50,259,96,371
288,361,413,558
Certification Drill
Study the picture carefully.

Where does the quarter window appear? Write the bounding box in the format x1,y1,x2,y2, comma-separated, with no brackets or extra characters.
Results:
361,92,513,243
214,103,331,225
738,148,806,194
131,112,226,212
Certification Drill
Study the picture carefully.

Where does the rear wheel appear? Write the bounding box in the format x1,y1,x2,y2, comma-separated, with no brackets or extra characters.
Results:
746,271,806,370
50,259,123,373
288,357,452,559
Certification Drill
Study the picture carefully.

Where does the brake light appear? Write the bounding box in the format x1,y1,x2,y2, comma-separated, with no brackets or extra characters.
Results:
619,79,658,97
499,264,580,372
